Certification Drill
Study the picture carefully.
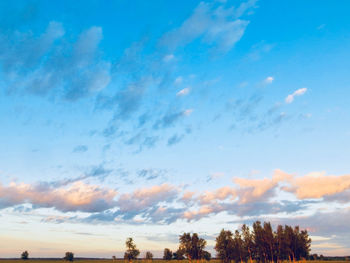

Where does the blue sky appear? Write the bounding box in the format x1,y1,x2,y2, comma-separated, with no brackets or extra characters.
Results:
1,0,350,258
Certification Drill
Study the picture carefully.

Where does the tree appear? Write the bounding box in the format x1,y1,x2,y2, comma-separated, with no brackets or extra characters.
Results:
21,251,29,260
173,248,185,260
164,248,173,260
179,233,207,263
233,230,244,263
112,256,117,261
241,224,254,263
64,252,74,261
215,221,311,263
202,251,211,261
145,251,153,261
124,237,140,263
215,229,234,263
145,251,153,263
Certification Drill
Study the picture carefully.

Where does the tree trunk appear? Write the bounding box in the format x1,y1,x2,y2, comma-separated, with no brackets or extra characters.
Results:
248,248,253,263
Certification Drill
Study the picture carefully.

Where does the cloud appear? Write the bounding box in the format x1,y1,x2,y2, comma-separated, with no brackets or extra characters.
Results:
176,87,190,97
264,76,274,84
4,168,350,225
167,134,185,146
73,145,88,153
283,172,350,199
163,54,175,62
137,168,167,181
153,109,193,129
117,184,178,213
160,0,255,53
174,76,183,84
0,181,117,212
0,22,111,100
285,88,307,104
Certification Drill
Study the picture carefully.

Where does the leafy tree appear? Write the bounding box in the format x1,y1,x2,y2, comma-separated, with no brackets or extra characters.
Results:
233,230,244,263
263,222,275,263
164,248,173,260
202,251,211,261
145,251,153,261
179,233,207,263
21,251,29,260
215,221,311,263
215,229,234,263
64,252,74,261
173,248,185,260
241,224,254,263
124,237,140,263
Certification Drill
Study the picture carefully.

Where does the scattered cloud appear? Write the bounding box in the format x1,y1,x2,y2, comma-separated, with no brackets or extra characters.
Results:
167,134,185,146
0,22,111,100
0,181,117,212
73,145,88,153
163,54,175,62
176,87,190,97
2,169,350,224
264,76,274,84
160,0,256,53
285,88,307,104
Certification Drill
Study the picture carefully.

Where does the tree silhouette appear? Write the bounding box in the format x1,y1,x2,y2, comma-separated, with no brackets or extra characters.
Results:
179,233,207,263
145,251,153,261
215,229,234,263
21,251,29,260
124,237,140,263
215,221,311,263
173,248,185,260
64,252,74,261
164,248,173,260
202,251,211,261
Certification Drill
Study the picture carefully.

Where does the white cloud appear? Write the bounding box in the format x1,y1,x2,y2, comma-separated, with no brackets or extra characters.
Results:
160,1,256,53
285,88,307,103
264,76,274,84
163,54,175,62
183,109,194,116
174,76,183,84
176,87,190,96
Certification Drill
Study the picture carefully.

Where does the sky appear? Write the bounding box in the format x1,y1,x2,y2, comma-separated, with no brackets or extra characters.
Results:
1,0,350,258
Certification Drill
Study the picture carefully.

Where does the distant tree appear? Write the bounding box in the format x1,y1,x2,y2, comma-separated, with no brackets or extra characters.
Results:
241,224,254,263
124,237,140,263
145,251,153,261
263,222,275,263
202,251,211,261
215,229,234,263
64,252,74,261
179,233,207,263
112,256,117,261
233,230,244,263
21,251,29,260
173,248,185,260
215,221,311,263
164,248,173,260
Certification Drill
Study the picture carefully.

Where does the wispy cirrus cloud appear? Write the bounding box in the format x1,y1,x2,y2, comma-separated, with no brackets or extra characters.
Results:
0,22,111,100
160,0,256,53
285,88,307,104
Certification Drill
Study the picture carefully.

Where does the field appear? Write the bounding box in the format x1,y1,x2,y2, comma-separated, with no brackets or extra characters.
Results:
0,260,348,263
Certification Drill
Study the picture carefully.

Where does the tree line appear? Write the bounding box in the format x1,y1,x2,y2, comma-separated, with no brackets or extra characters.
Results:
214,221,311,263
18,221,311,263
123,221,311,263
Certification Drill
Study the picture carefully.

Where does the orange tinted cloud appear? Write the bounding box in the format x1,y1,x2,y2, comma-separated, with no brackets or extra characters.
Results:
0,181,117,212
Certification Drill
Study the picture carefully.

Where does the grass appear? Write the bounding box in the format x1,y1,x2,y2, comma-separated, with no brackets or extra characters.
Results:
0,260,348,263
